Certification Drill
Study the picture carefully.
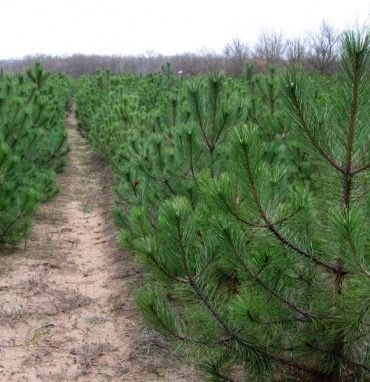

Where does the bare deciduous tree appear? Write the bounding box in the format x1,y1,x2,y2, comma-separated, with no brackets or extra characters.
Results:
308,20,339,74
223,38,250,76
254,30,286,64
0,22,347,77
285,37,307,64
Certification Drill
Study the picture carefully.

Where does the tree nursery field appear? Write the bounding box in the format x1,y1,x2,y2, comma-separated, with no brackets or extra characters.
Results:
0,31,369,381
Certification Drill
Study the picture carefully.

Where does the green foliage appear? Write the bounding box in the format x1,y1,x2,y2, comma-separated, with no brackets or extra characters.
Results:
0,63,70,244
76,31,370,381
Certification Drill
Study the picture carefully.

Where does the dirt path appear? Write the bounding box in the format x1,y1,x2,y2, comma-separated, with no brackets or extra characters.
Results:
0,111,197,381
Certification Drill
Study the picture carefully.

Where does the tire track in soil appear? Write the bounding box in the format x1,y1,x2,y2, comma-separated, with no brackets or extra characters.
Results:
0,110,197,381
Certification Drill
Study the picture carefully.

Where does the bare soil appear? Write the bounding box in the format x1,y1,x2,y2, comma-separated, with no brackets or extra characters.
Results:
0,111,197,381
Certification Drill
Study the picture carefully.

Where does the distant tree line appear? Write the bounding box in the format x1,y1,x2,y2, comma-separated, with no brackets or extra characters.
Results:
0,21,359,76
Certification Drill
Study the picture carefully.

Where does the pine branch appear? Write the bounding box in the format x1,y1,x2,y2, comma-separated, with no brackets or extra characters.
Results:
346,225,370,279
287,82,344,174
212,119,227,151
142,248,182,282
247,311,310,325
240,141,343,275
222,227,312,318
351,162,370,175
174,215,238,338
174,211,326,379
220,194,303,229
187,135,198,184
188,88,212,150
343,46,362,209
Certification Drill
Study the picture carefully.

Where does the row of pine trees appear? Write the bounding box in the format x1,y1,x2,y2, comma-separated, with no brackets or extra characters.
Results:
76,31,369,381
0,63,70,244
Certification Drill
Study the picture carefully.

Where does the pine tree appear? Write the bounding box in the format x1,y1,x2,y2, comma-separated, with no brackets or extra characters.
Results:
76,31,369,381
133,31,370,381
0,64,69,244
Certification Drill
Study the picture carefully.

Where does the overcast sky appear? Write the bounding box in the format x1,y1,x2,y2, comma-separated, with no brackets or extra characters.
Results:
1,0,369,58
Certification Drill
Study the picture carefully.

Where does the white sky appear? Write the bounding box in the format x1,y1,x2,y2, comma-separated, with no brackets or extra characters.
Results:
1,0,369,58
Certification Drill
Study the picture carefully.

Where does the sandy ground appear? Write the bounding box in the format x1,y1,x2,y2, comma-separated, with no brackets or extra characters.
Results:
0,111,197,381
